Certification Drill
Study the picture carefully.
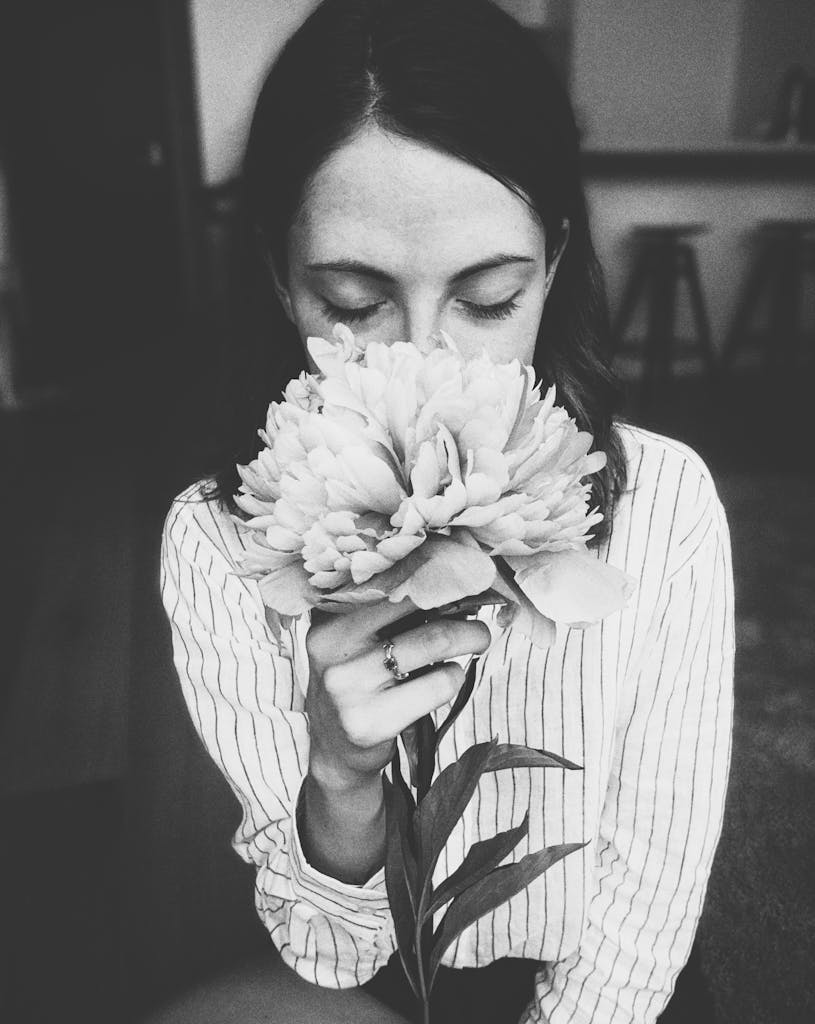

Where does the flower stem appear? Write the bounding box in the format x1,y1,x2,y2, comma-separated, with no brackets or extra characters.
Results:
414,912,432,1024
416,714,435,802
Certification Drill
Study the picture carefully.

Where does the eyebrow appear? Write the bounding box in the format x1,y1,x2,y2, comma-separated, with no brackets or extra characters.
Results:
305,253,537,283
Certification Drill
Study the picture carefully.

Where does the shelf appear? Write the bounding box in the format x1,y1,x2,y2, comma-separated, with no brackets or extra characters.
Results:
581,143,815,178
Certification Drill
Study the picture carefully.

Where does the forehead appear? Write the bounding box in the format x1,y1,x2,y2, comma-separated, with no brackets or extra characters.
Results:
292,125,545,272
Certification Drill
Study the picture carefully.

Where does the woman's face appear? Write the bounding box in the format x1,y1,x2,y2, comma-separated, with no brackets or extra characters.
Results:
278,125,563,364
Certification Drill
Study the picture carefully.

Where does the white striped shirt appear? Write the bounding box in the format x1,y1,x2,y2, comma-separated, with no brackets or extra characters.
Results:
159,422,734,1023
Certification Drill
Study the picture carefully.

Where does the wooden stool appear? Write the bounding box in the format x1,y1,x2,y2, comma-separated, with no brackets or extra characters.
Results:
611,224,718,410
722,220,815,375
0,259,24,410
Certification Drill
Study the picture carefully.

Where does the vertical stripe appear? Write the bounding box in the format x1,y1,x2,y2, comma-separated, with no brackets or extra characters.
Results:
622,450,665,680
596,571,703,1017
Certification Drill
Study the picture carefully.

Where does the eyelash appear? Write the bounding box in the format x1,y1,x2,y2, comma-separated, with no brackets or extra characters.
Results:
321,293,521,325
460,295,520,321
321,300,384,324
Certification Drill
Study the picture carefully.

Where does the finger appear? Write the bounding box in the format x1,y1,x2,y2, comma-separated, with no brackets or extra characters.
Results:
308,598,418,664
377,590,507,638
313,596,418,638
375,663,465,737
361,616,492,685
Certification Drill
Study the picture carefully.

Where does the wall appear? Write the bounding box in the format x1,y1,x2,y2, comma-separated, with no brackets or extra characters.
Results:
572,0,743,148
730,0,815,138
190,0,320,184
492,0,559,29
190,0,571,184
0,163,10,271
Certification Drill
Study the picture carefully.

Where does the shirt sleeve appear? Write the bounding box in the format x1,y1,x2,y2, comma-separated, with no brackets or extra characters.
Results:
530,473,735,1023
159,492,396,988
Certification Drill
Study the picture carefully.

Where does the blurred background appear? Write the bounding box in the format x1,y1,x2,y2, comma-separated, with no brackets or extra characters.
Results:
0,1,813,1022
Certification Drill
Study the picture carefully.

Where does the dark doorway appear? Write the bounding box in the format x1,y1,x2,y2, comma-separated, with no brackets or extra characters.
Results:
0,6,206,1018
0,0,192,396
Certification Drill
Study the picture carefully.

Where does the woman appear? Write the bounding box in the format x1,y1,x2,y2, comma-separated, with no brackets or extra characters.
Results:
160,1,734,1021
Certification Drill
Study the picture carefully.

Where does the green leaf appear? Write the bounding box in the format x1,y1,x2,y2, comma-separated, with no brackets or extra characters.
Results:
414,739,581,891
484,742,583,773
400,720,422,792
390,747,418,867
415,714,437,800
424,814,530,921
414,740,499,886
382,774,421,999
428,842,587,987
435,655,480,751
397,715,438,797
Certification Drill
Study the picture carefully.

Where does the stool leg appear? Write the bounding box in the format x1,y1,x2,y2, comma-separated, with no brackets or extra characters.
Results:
611,249,650,353
640,244,676,413
721,244,774,371
0,288,23,410
805,242,815,367
768,237,802,376
682,246,719,386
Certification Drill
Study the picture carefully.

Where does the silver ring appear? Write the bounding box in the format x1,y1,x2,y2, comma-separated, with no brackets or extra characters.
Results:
382,640,410,681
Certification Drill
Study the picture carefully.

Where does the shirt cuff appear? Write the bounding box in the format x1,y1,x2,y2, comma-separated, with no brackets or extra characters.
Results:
287,777,391,938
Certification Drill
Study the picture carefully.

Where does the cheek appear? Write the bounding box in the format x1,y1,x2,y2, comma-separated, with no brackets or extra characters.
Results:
287,287,332,340
454,297,544,366
511,280,548,363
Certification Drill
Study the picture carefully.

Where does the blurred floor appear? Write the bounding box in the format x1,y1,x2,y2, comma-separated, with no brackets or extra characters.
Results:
0,361,813,1023
702,471,815,1024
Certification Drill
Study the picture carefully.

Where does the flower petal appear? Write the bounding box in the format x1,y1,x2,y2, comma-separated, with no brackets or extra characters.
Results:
411,439,443,498
506,548,636,625
489,565,558,648
256,562,320,616
376,533,425,562
263,524,303,552
387,534,496,609
349,549,394,584
581,451,607,475
335,446,406,514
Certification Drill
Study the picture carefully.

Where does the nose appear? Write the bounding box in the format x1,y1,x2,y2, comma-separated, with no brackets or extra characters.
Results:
402,295,444,349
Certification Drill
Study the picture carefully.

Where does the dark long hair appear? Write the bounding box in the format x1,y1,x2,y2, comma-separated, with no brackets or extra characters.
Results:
209,0,628,541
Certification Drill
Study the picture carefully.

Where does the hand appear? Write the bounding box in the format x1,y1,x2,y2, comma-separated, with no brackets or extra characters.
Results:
305,599,492,789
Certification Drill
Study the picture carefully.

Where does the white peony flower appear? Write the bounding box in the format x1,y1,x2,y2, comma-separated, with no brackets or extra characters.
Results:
234,325,635,645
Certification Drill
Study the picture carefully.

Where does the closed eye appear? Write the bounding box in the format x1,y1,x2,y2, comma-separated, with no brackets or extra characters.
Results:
321,291,522,325
321,299,385,324
458,292,521,321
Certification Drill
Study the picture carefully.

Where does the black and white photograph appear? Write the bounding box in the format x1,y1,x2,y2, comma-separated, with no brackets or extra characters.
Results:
1,2,813,1022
